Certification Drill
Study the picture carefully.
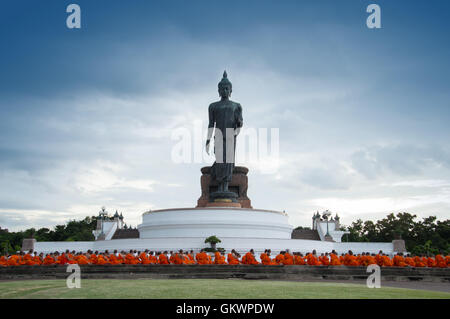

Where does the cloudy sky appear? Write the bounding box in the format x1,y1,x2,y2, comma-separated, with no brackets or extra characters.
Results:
1,1,449,231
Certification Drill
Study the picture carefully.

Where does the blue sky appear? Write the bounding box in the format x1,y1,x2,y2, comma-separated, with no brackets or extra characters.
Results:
0,0,449,231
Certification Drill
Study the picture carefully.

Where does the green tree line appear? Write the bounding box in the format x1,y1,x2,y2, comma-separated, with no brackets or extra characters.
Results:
1,216,98,254
343,213,449,255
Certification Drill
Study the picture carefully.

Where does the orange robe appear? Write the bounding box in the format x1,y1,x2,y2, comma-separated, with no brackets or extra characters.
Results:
96,255,108,265
158,254,169,265
414,256,425,267
330,253,341,266
435,255,446,268
343,254,358,266
214,252,226,264
283,253,294,265
23,253,35,266
42,255,55,265
227,253,240,265
319,255,330,266
56,254,69,265
294,255,306,265
75,255,89,265
139,253,151,265
89,254,98,264
274,254,284,265
393,255,407,267
125,253,139,264
404,257,415,267
242,252,259,265
0,256,8,266
306,254,320,266
260,253,276,265
7,255,20,266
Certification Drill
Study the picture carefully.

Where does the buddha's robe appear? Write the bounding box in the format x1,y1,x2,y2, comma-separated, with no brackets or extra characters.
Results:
158,254,169,265
117,254,125,264
330,253,341,266
227,253,240,265
42,255,55,265
306,254,320,266
339,255,345,264
283,253,294,265
435,255,446,268
294,255,306,265
365,255,377,265
274,254,284,265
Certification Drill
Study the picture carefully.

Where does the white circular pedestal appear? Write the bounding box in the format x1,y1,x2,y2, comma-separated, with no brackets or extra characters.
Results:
137,207,293,239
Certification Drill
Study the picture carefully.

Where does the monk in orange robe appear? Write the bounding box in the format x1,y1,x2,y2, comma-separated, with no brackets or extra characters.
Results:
319,254,330,266
343,252,358,266
294,253,306,265
96,254,108,265
427,256,436,267
227,252,240,265
446,255,450,267
260,251,276,265
158,252,169,264
23,253,35,266
242,250,259,265
0,255,8,266
196,251,211,265
306,253,320,266
56,253,69,265
187,251,195,264
404,255,415,267
213,252,226,264
435,254,446,268
414,256,425,267
42,254,55,265
283,252,294,265
139,252,151,264
125,253,139,264
274,252,284,265
330,253,341,266
393,254,407,267
75,254,89,265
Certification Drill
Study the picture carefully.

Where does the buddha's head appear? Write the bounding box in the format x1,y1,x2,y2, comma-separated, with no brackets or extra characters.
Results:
218,70,232,99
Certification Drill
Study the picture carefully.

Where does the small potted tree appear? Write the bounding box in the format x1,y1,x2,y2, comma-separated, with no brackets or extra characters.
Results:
204,235,221,250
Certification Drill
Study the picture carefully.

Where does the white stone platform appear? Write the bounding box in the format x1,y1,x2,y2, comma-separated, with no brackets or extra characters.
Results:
137,207,293,239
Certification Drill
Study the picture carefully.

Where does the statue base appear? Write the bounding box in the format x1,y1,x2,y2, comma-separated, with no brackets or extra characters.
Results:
197,166,252,208
209,191,238,202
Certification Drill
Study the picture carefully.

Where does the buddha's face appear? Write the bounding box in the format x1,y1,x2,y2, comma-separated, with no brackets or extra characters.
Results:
219,84,232,99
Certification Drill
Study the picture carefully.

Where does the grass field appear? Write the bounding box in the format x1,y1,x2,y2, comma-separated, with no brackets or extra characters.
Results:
0,279,449,299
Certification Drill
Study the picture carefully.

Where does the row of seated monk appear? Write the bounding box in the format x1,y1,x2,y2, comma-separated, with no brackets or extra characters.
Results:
1,249,449,268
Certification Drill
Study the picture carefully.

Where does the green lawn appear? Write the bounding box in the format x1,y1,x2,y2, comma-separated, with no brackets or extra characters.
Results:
0,279,448,299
